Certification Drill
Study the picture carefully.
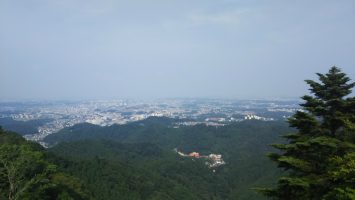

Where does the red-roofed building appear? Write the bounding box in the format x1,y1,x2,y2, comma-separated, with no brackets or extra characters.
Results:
189,152,200,158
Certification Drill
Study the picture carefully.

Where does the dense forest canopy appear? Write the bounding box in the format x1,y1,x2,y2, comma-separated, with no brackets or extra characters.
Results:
1,119,290,200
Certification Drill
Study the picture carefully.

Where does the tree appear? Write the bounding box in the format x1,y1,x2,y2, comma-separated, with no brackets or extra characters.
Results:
259,66,355,200
0,130,91,200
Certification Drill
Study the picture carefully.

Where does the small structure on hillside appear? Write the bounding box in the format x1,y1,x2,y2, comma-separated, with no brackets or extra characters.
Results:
174,148,226,168
189,152,200,158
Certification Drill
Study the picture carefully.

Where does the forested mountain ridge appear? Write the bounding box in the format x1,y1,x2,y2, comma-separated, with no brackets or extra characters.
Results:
45,119,291,200
44,118,289,152
0,119,290,200
0,118,51,135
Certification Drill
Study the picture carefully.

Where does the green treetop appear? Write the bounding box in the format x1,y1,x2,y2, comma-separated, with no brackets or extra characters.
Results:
259,66,355,200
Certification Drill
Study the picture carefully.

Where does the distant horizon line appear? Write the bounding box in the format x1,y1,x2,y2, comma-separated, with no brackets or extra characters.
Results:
0,97,302,102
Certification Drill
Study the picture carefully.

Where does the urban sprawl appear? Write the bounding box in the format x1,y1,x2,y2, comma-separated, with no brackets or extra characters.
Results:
0,99,301,146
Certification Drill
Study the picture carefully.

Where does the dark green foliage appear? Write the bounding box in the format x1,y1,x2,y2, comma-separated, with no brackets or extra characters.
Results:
0,129,91,200
46,120,290,200
259,67,355,200
0,118,51,135
0,116,291,199
49,141,209,200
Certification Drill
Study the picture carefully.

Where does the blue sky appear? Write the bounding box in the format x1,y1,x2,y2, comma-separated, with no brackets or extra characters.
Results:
1,0,355,100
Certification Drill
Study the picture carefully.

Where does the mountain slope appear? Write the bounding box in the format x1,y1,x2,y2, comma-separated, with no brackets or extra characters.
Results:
0,128,91,200
47,118,290,199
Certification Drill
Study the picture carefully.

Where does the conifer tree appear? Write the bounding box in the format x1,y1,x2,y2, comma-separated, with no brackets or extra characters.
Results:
260,67,355,200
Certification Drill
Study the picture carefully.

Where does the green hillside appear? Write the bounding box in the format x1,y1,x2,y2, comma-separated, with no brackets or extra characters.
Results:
0,118,292,199
0,128,91,200
46,119,290,199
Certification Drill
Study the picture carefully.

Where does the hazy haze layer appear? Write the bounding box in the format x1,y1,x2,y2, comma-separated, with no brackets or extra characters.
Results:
1,0,355,100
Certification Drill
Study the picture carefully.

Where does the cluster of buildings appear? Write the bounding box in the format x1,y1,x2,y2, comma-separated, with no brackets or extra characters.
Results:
0,99,300,143
174,149,226,168
243,114,274,121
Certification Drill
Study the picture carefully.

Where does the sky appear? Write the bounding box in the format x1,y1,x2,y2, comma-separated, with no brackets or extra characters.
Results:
1,0,355,100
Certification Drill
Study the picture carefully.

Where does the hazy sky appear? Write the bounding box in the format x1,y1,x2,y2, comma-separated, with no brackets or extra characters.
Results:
1,0,355,100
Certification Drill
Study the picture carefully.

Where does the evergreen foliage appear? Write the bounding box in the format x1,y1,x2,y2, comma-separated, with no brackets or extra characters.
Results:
47,120,290,200
1,119,289,200
260,67,355,200
0,129,91,200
